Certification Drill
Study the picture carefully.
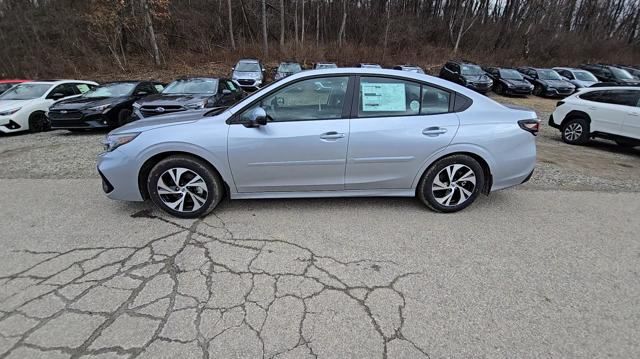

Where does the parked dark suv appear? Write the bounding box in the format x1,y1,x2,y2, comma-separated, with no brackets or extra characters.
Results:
484,67,534,96
517,67,575,97
132,77,244,120
439,60,493,93
579,64,640,86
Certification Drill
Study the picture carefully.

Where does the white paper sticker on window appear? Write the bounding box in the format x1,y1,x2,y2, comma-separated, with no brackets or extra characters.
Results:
77,84,90,93
361,83,406,112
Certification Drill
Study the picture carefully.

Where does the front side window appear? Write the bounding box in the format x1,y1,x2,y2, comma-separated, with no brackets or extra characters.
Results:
47,84,77,98
240,76,349,122
0,83,51,100
359,77,421,117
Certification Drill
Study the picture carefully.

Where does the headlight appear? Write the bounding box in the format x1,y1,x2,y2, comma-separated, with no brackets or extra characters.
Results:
89,104,112,112
185,101,206,110
0,107,21,116
103,132,140,152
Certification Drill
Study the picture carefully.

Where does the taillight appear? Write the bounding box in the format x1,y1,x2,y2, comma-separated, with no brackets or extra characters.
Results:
556,101,565,107
518,119,540,136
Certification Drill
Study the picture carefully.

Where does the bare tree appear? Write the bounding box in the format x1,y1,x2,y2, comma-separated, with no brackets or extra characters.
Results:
280,0,285,49
227,0,235,50
337,0,347,47
141,0,160,66
261,0,268,57
301,0,305,47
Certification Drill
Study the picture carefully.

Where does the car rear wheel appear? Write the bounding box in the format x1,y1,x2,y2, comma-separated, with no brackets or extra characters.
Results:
147,155,224,218
495,83,504,95
29,112,49,133
417,155,485,213
561,118,590,145
533,85,543,97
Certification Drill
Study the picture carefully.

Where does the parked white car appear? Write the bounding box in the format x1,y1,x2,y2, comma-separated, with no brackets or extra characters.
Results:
549,87,640,147
0,80,98,134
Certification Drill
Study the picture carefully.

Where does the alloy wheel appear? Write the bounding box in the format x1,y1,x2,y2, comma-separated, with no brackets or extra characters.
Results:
156,167,209,213
431,164,477,207
564,123,583,142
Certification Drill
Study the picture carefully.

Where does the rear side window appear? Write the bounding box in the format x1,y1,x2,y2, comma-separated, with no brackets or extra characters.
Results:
359,77,421,117
580,91,605,102
421,86,450,115
601,90,640,107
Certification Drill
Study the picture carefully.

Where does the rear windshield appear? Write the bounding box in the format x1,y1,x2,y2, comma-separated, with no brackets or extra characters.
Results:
0,83,51,100
236,62,261,72
163,79,218,94
278,63,302,73
84,83,135,98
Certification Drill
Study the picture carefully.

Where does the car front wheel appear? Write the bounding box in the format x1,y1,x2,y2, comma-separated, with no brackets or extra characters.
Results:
147,155,224,218
417,155,485,213
561,118,590,145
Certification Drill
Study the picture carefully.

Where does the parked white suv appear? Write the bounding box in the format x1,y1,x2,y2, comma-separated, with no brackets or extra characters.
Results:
549,87,640,147
0,80,98,134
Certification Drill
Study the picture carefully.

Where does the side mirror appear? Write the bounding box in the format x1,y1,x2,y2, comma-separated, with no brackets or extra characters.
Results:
231,67,235,71
222,89,232,95
262,68,266,72
243,107,268,127
560,76,570,81
135,91,148,96
51,92,65,100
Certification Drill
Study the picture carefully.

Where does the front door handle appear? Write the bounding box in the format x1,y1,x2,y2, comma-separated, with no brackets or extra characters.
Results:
422,127,448,136
320,131,345,140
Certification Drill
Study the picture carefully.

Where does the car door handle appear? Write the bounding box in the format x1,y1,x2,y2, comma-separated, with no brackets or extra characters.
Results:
422,127,448,136
319,131,345,140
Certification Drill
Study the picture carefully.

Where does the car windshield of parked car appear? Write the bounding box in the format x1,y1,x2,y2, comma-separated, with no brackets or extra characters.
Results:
0,83,51,100
0,84,13,93
460,65,484,76
316,64,338,69
573,71,597,82
162,79,218,94
84,83,136,98
499,69,524,80
538,70,562,80
361,64,382,68
236,62,261,72
610,67,634,80
406,67,425,74
278,63,302,73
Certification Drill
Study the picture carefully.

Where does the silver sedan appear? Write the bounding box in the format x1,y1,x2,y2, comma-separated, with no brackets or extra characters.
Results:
98,68,539,218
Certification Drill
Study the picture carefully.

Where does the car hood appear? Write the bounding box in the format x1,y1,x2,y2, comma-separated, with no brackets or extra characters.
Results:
233,71,262,79
618,78,640,85
52,96,127,110
463,74,492,82
540,79,574,88
0,99,35,110
504,79,532,87
137,93,214,106
111,108,218,134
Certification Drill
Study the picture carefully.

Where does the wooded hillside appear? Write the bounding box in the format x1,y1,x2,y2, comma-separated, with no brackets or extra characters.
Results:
1,0,639,78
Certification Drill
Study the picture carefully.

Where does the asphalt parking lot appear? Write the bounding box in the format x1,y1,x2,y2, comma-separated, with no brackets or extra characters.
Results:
0,96,639,358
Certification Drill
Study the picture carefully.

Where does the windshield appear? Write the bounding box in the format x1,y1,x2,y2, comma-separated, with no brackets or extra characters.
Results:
361,64,382,68
461,64,484,76
499,69,524,80
0,83,51,100
574,71,598,82
406,67,425,73
610,67,634,80
162,79,218,94
538,69,562,80
236,62,261,72
316,63,338,69
278,63,302,73
84,83,135,98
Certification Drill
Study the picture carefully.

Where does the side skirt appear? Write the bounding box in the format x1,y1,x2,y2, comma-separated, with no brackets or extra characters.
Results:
230,189,415,200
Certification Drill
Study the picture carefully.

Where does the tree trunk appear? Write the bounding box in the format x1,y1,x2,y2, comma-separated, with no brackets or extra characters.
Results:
382,0,391,60
294,0,299,47
316,3,319,48
227,0,236,50
279,0,285,49
338,0,347,47
301,0,305,47
261,0,268,57
141,0,160,66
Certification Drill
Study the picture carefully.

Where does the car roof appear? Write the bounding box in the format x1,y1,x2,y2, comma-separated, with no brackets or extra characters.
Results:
20,80,98,86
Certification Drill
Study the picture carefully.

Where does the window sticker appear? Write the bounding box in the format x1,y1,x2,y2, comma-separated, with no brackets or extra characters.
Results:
154,84,165,92
76,84,90,93
361,83,406,112
227,81,237,91
409,100,420,112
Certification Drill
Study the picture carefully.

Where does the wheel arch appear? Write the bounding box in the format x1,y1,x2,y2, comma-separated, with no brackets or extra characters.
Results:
137,151,230,200
560,110,591,128
414,150,493,196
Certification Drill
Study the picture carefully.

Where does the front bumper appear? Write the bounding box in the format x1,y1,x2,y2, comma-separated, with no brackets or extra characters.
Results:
504,86,533,95
0,115,23,133
235,79,262,90
544,87,575,97
466,82,493,93
49,112,112,129
97,150,144,201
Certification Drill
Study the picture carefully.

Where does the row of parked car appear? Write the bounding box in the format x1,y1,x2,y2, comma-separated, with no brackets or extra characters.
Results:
1,59,640,135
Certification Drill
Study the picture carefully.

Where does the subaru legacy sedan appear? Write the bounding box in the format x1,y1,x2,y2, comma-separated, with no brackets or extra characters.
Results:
98,69,539,218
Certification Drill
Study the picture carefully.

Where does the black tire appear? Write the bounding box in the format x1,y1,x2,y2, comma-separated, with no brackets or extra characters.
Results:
117,109,132,127
495,83,504,95
147,155,224,218
561,117,590,145
28,112,49,133
533,85,543,97
417,154,485,213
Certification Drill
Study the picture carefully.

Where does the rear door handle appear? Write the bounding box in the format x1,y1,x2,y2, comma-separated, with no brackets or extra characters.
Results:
422,127,448,136
320,131,345,140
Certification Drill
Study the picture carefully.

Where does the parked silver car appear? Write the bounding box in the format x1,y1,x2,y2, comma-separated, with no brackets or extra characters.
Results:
98,69,539,218
553,67,600,88
231,59,266,91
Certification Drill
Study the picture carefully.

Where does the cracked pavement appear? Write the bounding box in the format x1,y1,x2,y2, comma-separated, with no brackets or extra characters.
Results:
0,179,639,358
